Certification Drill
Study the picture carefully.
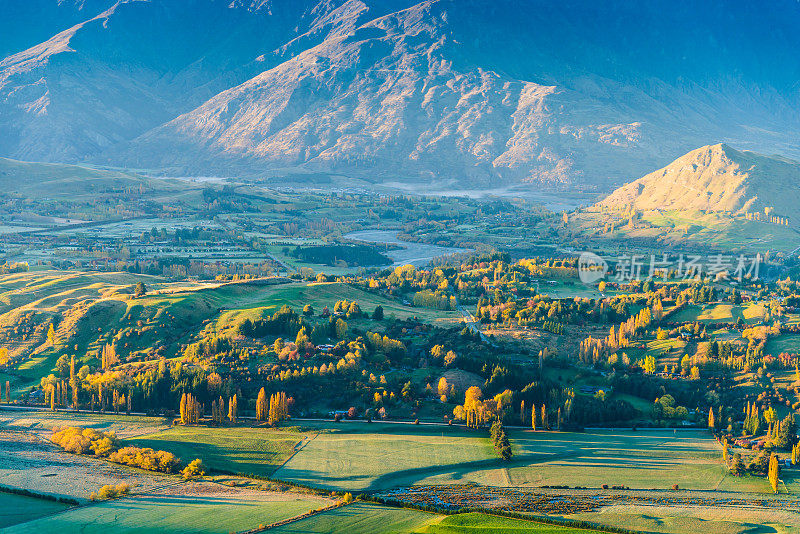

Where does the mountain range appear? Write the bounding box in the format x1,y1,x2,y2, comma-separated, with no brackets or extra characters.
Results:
2,0,800,190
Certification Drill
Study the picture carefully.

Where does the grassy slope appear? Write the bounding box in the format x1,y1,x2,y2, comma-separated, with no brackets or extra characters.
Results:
0,157,178,198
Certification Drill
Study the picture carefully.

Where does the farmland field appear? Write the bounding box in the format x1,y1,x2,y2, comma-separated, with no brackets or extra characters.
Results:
272,506,604,534
670,303,765,325
765,334,800,356
3,485,327,534
505,429,763,492
423,513,603,533
128,426,302,478
272,422,497,491
236,281,462,324
0,408,169,437
271,424,752,493
271,503,444,534
0,492,71,529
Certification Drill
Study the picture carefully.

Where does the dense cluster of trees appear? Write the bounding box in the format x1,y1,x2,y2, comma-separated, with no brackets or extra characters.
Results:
290,244,392,267
256,388,290,425
179,392,202,424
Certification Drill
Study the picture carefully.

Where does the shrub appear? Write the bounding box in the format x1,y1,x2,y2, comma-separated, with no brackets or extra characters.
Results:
51,427,118,456
107,447,180,474
181,458,205,480
90,483,130,501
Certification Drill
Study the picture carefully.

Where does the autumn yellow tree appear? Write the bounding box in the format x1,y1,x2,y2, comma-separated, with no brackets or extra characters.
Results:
768,453,780,493
269,392,289,425
463,386,484,428
256,388,268,421
437,377,450,399
101,344,118,370
228,395,238,423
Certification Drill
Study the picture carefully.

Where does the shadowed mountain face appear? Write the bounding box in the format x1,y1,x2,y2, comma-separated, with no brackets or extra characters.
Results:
1,0,800,189
598,144,800,222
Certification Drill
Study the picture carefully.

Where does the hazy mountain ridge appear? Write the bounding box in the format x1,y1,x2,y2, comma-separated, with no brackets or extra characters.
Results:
2,0,800,188
0,0,371,161
598,144,800,222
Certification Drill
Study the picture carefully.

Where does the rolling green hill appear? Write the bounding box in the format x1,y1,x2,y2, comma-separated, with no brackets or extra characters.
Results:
0,158,171,197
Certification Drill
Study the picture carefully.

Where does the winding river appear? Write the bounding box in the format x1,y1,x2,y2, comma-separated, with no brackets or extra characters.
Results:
344,230,472,267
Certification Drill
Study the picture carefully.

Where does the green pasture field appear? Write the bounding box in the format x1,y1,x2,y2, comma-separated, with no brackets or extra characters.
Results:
670,303,765,325
128,426,302,477
271,503,443,534
272,422,497,491
608,337,686,369
272,506,603,534
214,282,460,334
505,429,767,492
0,492,71,529
765,334,800,356
424,513,603,534
3,492,321,534
266,245,356,277
271,423,757,493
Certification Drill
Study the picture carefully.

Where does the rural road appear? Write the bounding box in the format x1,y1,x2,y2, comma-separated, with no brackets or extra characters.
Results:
455,298,495,345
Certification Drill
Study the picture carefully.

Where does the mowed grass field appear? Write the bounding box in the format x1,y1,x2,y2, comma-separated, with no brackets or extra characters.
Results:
0,492,71,529
506,429,762,492
128,426,302,477
273,422,498,491
272,506,603,534
271,503,443,534
3,492,322,534
272,424,763,493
